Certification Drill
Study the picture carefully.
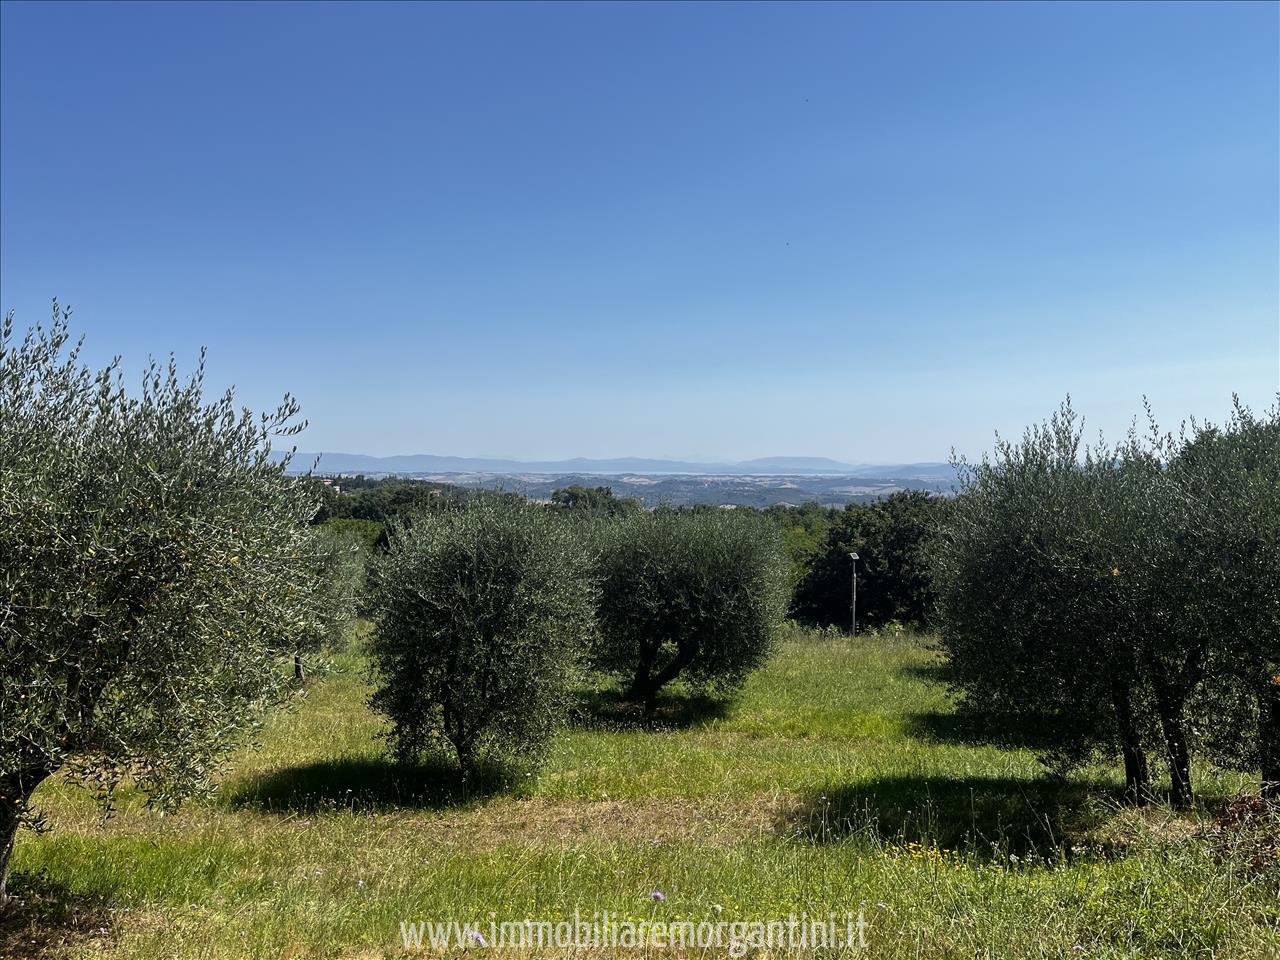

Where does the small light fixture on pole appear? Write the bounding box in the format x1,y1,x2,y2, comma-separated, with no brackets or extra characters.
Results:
849,552,859,636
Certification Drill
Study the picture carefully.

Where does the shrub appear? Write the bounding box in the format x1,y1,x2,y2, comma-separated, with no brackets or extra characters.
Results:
0,305,325,902
592,509,788,714
366,497,595,780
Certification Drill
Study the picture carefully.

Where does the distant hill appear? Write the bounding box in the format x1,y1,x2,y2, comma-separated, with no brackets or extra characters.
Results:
735,456,865,473
281,451,956,481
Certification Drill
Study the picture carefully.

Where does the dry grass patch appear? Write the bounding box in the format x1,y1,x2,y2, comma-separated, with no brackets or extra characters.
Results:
391,793,800,849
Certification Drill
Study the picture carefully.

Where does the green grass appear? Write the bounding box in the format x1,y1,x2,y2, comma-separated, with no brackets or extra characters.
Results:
7,626,1278,959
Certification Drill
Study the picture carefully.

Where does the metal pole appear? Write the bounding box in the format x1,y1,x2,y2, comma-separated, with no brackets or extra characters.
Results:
849,552,859,635
852,567,857,635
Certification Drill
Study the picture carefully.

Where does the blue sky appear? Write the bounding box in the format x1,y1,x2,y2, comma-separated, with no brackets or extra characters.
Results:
2,1,1276,463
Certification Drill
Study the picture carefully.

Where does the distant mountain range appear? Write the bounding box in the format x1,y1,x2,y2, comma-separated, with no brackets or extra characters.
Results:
281,451,956,481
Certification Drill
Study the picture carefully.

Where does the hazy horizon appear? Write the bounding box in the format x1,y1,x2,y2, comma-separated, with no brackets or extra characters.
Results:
2,2,1277,463
285,455,957,476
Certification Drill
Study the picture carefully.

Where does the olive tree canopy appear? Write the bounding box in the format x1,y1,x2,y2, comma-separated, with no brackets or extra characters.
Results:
933,405,1157,798
366,496,596,781
593,509,789,715
0,306,326,900
934,398,1280,808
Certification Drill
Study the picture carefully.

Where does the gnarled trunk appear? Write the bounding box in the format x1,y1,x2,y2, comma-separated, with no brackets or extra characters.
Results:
1121,741,1152,806
626,658,656,716
1111,677,1151,805
454,740,476,783
625,643,697,718
0,765,56,907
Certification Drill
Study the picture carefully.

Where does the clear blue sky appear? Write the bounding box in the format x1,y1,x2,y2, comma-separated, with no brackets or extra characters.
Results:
2,1,1277,463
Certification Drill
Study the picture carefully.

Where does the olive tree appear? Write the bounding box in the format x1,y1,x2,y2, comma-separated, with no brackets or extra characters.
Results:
593,509,788,715
0,306,326,901
1087,402,1279,808
366,497,595,780
934,403,1162,802
935,398,1280,809
1159,403,1280,800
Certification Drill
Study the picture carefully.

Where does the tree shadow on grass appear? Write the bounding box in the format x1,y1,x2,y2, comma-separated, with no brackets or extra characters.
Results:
899,660,953,686
223,755,507,814
902,707,1068,752
570,687,732,731
0,870,112,960
898,659,1071,752
784,775,1123,855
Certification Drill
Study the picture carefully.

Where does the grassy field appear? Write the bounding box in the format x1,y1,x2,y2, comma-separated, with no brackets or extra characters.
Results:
6,626,1277,959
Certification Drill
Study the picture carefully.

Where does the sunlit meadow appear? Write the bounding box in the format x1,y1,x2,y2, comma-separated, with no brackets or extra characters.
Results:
6,626,1277,959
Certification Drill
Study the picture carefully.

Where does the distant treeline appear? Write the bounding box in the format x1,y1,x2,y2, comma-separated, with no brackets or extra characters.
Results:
306,475,945,631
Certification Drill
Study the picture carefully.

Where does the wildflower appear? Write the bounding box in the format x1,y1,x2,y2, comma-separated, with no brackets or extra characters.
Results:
467,929,488,947
650,890,666,902
712,904,724,915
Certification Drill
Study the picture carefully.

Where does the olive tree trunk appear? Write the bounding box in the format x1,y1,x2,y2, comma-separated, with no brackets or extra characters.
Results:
0,766,55,907
1111,678,1151,805
626,658,656,715
0,822,15,908
1152,683,1193,810
625,644,697,718
1261,682,1280,801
